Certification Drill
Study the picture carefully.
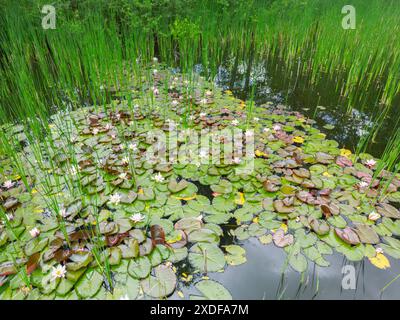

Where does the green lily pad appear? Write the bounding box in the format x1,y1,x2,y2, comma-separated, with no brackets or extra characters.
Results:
188,243,226,272
75,269,103,298
128,256,151,279
140,265,177,298
190,280,232,300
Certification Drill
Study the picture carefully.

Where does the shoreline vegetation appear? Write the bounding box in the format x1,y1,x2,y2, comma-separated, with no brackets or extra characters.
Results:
0,67,400,300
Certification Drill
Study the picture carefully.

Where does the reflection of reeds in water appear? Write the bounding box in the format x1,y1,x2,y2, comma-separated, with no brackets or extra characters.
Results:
1,1,399,163
275,266,320,300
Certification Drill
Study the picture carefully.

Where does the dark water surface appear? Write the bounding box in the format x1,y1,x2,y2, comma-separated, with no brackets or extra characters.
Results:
170,232,400,300
167,60,400,300
210,59,400,159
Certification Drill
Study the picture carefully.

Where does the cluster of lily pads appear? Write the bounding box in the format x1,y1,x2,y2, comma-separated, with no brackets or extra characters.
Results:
1,66,400,300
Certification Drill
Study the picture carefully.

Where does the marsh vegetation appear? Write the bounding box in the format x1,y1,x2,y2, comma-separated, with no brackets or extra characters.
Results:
0,0,399,299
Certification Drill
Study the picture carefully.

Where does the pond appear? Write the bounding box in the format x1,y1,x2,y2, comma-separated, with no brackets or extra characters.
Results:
1,63,400,300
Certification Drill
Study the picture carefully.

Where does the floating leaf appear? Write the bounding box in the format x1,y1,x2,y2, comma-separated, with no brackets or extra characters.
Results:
190,280,232,300
369,253,391,269
188,243,226,272
258,234,273,245
334,227,360,245
141,265,177,298
224,245,246,266
75,269,103,298
376,203,400,219
168,179,189,193
128,256,151,279
289,252,308,273
272,229,294,248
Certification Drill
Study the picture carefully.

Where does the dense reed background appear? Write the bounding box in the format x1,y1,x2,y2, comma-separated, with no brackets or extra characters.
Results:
0,0,399,160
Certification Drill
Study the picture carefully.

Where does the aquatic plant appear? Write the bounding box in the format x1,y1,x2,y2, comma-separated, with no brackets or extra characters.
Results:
1,68,400,300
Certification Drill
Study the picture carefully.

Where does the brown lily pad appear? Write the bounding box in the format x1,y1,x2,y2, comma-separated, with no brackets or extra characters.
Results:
272,229,294,248
335,227,360,245
353,223,380,244
273,200,295,213
376,203,400,219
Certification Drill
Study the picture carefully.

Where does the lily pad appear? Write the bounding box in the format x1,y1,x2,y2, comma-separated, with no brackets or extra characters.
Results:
188,243,226,272
190,280,232,300
140,265,177,298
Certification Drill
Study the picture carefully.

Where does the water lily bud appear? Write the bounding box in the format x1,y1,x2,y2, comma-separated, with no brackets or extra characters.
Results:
368,211,380,221
29,227,40,238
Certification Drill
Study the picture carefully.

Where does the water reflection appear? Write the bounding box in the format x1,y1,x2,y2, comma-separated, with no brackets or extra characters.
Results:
171,238,400,300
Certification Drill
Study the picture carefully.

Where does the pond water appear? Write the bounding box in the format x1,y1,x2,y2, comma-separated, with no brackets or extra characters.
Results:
211,58,399,159
163,59,400,300
170,236,400,300
1,59,399,300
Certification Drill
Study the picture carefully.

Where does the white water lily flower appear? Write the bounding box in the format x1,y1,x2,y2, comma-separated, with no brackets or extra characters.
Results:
365,159,377,168
121,157,129,165
376,247,384,254
60,207,68,218
245,130,254,137
153,172,165,183
171,100,179,107
130,213,145,224
233,157,241,164
109,193,121,206
368,211,381,221
273,124,281,131
358,181,369,189
199,150,208,158
119,172,128,180
129,143,137,151
3,180,14,189
69,166,78,176
231,119,239,126
29,227,40,238
51,265,67,281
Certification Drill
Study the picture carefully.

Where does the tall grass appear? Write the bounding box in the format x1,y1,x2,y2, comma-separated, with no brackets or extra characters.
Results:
0,0,399,161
